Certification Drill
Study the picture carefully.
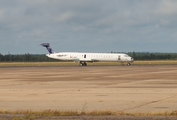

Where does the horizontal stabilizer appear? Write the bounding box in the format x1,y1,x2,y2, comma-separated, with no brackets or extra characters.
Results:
41,43,50,47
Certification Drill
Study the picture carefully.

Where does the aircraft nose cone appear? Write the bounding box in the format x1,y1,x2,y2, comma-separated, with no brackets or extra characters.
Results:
131,57,134,62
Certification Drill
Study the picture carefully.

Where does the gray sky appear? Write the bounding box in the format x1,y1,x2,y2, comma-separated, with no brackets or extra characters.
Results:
0,0,177,54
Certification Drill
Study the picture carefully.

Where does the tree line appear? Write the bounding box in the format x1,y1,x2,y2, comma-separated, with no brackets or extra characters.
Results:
127,52,177,60
0,53,57,62
0,52,177,62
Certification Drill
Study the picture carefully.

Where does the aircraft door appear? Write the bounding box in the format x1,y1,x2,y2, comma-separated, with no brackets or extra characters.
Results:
84,54,86,58
118,55,121,61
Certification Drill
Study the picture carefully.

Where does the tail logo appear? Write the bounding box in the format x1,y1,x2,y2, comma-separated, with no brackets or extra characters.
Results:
40,43,54,54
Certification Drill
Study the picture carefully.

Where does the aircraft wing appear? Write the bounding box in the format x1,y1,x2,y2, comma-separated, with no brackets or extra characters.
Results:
90,59,99,62
77,58,99,62
71,58,92,62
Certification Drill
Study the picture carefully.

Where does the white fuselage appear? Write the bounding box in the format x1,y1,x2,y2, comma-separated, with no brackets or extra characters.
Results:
41,43,133,66
46,52,134,63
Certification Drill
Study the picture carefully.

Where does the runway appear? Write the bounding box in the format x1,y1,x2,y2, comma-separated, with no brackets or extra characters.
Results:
0,66,177,113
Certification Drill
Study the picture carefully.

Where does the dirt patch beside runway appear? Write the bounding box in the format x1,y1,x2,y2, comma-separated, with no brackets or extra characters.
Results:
0,66,177,119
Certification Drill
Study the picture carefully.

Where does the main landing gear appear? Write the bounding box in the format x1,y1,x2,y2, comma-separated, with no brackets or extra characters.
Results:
80,62,87,66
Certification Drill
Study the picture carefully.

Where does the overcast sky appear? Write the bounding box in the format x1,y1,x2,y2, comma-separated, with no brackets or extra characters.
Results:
0,0,177,54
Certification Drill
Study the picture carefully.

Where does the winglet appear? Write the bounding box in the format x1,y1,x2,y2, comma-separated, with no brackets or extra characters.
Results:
40,43,54,54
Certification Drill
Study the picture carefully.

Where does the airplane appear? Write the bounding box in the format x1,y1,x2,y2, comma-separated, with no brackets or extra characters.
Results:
40,43,134,66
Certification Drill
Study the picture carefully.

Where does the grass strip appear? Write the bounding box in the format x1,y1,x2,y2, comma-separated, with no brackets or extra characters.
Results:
0,60,177,67
0,110,176,116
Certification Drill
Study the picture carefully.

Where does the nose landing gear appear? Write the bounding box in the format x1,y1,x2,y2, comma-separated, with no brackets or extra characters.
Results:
127,63,131,66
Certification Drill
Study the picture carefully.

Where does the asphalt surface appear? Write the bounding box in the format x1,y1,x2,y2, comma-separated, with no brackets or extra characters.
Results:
0,65,177,119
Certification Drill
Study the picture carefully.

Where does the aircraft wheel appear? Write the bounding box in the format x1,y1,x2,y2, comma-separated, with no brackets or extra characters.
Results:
80,62,87,66
82,62,87,66
80,62,83,66
127,63,131,66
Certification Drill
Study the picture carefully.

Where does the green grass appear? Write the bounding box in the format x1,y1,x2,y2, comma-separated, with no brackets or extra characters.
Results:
0,110,176,117
0,60,177,67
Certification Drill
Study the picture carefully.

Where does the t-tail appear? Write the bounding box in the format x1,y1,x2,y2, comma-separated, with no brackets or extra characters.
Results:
40,43,54,54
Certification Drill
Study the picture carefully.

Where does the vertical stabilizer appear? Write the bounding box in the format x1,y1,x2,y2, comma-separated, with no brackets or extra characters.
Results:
41,43,54,54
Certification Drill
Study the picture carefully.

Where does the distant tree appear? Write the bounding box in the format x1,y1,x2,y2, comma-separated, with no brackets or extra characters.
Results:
0,53,3,61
